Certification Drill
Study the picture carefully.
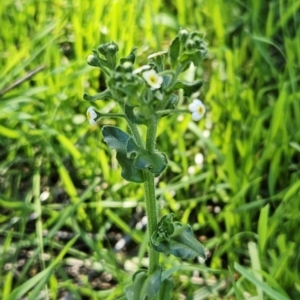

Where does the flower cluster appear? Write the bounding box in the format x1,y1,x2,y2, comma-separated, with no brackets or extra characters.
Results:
84,29,207,127
84,29,207,154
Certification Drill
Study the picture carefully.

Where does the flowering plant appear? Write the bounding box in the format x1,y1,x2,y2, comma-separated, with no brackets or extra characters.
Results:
84,29,207,300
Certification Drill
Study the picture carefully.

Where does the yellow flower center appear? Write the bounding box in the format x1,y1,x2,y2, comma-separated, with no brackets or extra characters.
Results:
197,106,204,114
149,75,157,84
87,111,91,119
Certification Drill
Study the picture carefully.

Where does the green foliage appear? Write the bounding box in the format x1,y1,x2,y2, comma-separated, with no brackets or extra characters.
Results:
102,126,168,182
0,0,300,299
125,268,162,300
151,214,206,259
102,126,145,183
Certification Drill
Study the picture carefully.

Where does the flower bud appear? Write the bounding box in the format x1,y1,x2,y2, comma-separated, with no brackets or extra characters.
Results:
113,72,123,82
87,53,101,67
179,29,189,43
193,36,202,47
122,61,133,72
98,44,107,56
185,39,196,51
107,44,118,56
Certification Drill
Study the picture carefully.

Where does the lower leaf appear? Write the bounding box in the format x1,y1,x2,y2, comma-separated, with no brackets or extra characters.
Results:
159,278,175,300
151,214,207,260
124,268,162,300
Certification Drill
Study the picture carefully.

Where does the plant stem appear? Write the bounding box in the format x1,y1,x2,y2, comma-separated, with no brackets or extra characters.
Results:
146,117,158,152
128,116,160,297
143,171,159,274
144,117,160,275
126,119,145,148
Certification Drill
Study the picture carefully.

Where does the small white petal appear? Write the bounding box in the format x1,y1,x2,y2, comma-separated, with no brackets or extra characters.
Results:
192,112,202,121
89,119,96,125
188,99,206,121
188,102,198,111
86,106,97,125
132,64,151,75
193,99,203,106
147,50,167,59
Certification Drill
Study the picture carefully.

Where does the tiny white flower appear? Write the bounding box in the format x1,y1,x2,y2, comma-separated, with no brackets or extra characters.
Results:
147,50,167,60
86,106,97,125
132,64,151,75
188,99,206,121
142,69,163,90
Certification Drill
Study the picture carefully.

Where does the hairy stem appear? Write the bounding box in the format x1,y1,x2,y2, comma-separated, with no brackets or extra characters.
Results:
144,117,160,274
128,116,160,298
144,172,159,274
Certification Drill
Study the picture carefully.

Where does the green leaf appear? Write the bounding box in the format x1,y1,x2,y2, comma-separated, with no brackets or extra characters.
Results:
120,47,137,64
133,151,168,176
126,137,168,176
179,49,206,67
102,126,131,153
119,82,140,97
159,278,175,300
124,268,162,300
151,214,206,260
165,94,179,110
83,89,112,102
161,71,175,89
126,137,142,158
148,51,167,73
234,262,291,300
5,236,79,300
124,104,151,125
102,126,145,183
102,126,167,180
98,57,111,70
258,204,269,254
117,152,145,183
172,79,203,96
168,36,180,67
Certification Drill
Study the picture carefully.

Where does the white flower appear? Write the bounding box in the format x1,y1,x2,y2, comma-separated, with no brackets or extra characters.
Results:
132,64,151,75
142,69,163,90
86,106,97,125
147,50,167,59
188,99,206,121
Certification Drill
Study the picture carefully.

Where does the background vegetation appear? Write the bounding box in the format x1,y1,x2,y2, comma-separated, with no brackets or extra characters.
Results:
0,0,299,299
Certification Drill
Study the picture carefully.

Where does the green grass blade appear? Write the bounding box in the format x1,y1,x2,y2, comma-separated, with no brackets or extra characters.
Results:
234,262,291,300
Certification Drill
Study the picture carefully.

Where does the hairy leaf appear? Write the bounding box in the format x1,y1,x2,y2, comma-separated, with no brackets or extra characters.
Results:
133,151,167,175
172,79,203,96
124,268,162,300
179,49,206,67
126,137,168,175
159,278,175,300
120,47,137,64
151,214,206,260
168,36,180,67
83,89,112,102
102,126,145,183
124,104,151,125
